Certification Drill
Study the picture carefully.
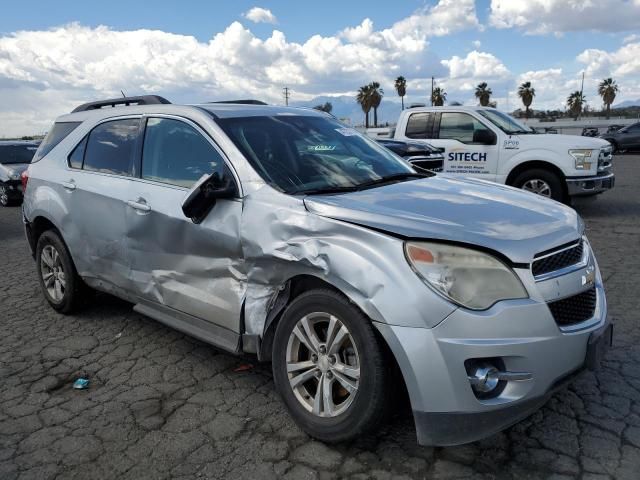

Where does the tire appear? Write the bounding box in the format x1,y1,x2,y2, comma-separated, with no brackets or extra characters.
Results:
272,289,389,443
35,230,84,313
0,185,13,207
512,168,565,203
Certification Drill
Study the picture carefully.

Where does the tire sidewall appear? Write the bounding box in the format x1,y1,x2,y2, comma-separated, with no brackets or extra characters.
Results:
272,290,385,440
36,231,78,312
514,169,565,202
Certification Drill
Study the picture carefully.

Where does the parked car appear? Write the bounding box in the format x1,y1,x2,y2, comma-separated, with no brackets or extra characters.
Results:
605,124,624,134
23,96,611,446
386,106,614,203
599,122,640,153
581,127,599,137
0,140,39,206
375,138,444,172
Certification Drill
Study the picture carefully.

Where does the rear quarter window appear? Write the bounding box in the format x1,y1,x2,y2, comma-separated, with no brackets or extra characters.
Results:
405,113,431,139
32,122,81,163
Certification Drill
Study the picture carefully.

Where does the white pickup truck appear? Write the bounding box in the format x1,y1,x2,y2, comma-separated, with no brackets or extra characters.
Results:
385,106,614,202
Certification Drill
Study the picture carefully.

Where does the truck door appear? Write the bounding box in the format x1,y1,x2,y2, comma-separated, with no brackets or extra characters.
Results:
428,112,499,181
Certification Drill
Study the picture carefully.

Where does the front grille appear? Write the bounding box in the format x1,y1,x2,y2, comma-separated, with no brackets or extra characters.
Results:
532,241,583,277
547,287,597,327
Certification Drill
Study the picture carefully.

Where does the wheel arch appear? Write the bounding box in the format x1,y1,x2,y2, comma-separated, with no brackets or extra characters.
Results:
505,160,568,198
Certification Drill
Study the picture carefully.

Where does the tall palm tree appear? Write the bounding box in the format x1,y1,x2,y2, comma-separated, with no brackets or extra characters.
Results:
369,81,384,127
431,87,447,106
394,76,407,110
567,91,586,120
356,85,372,128
517,82,536,119
475,82,492,107
598,78,619,119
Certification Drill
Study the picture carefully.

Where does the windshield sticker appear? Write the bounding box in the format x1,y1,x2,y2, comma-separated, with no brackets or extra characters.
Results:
335,127,358,137
307,145,336,152
503,139,520,150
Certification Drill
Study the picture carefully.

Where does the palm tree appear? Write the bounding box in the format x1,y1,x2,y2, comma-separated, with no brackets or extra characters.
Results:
431,87,447,106
475,82,492,107
567,91,586,120
598,78,619,119
394,76,407,110
356,85,372,128
369,81,384,127
517,82,536,119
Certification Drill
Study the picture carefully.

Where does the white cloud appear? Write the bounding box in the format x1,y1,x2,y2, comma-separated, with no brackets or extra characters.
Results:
243,7,277,24
490,0,640,35
472,40,481,49
623,34,640,44
391,0,480,38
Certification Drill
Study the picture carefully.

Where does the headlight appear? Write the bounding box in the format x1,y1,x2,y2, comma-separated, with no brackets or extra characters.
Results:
405,242,528,310
569,149,594,170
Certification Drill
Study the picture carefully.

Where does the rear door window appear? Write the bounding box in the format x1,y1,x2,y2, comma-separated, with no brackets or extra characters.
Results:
438,112,492,144
32,122,80,162
405,112,433,139
83,119,139,176
141,117,225,188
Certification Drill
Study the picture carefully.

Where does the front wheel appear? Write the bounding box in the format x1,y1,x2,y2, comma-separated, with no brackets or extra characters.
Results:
272,289,390,443
512,168,565,202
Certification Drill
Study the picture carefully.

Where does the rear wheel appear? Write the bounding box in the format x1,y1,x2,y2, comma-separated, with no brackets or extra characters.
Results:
0,185,13,207
272,289,389,443
36,230,84,313
513,168,565,202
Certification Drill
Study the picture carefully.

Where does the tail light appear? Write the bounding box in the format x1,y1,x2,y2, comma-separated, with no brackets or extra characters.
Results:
21,168,30,191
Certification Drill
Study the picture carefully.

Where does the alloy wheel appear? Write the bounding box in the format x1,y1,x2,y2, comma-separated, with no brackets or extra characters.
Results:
0,186,8,206
522,179,552,197
40,245,66,302
286,312,360,418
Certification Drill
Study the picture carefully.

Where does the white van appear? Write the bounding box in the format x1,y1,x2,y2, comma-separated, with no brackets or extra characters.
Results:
390,106,614,202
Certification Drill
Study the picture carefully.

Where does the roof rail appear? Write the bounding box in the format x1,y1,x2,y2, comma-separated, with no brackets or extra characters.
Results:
71,95,171,113
208,99,268,105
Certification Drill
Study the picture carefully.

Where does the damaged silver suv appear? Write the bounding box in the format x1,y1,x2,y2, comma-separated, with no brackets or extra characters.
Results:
23,96,611,446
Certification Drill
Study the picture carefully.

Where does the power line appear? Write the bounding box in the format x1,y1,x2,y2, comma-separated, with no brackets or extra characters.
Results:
282,87,291,106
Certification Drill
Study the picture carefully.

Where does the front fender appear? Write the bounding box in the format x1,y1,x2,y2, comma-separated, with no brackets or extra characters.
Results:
239,186,456,338
502,149,572,178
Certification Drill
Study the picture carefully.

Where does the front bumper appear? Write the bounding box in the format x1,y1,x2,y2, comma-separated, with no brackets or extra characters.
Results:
374,275,609,446
566,172,615,196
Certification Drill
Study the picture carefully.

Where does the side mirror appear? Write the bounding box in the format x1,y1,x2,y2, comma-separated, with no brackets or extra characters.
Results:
182,170,237,224
473,129,497,145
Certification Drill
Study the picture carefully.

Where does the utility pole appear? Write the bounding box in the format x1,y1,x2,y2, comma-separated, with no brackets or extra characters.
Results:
579,71,585,119
282,87,290,106
430,77,434,106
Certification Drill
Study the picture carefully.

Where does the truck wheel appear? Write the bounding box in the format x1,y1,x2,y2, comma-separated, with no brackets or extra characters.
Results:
513,169,565,202
272,289,389,443
0,185,12,207
35,230,84,314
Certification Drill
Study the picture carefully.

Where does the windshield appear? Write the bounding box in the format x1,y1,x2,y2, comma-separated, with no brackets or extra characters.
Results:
0,144,39,164
477,110,534,135
217,115,417,194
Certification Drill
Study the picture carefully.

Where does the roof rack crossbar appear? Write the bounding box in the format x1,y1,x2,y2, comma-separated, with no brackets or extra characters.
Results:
208,99,268,105
71,95,171,113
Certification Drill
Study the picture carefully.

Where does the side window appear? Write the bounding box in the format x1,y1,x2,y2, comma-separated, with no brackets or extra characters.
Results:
141,118,225,188
438,113,492,144
405,113,431,139
68,136,88,169
83,119,139,176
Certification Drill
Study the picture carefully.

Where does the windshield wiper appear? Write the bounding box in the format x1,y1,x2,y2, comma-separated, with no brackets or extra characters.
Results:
286,185,359,195
505,129,533,135
353,172,427,190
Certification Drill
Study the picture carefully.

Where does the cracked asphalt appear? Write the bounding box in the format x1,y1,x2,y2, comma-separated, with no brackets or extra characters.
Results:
1,155,639,480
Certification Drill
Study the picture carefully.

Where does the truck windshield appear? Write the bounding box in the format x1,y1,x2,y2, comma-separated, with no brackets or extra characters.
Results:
217,115,419,195
478,110,534,135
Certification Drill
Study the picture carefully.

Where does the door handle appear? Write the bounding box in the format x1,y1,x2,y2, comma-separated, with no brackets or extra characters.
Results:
62,180,76,191
127,199,151,212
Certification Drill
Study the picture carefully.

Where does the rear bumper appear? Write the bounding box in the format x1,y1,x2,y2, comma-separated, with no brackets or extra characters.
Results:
566,172,614,196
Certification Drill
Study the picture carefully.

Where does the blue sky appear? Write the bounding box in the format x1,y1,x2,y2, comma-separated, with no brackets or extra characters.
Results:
1,0,639,135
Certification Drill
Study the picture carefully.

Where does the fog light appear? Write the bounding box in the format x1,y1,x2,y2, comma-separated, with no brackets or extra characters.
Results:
468,364,501,393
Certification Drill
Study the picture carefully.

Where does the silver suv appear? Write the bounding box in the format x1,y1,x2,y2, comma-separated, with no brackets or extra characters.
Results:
23,96,611,446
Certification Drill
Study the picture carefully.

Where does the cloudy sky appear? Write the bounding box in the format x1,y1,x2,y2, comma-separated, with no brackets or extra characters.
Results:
1,0,639,136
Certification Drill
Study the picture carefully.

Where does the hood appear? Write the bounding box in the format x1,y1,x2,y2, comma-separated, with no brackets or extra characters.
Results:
304,176,582,264
518,133,609,150
0,163,30,180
